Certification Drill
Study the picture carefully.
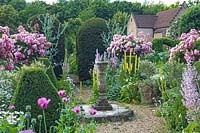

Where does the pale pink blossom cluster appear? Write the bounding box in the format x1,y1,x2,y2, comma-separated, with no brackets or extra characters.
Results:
0,26,51,70
107,32,153,57
169,29,200,63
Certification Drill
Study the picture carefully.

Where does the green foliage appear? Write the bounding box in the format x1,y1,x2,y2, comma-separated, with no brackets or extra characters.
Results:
157,87,188,132
167,20,179,39
58,77,75,97
0,5,19,31
120,77,140,104
12,67,60,129
19,1,48,24
152,37,179,53
142,2,168,15
138,60,156,79
77,18,107,80
9,0,26,11
0,71,16,111
39,58,58,87
78,7,96,22
179,5,200,34
28,14,66,78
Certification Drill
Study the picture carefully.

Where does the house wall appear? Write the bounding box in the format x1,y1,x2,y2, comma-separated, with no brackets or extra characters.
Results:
127,15,137,35
154,33,163,38
137,28,154,39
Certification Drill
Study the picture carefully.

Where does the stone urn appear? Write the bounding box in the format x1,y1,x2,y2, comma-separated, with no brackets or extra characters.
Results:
93,61,112,111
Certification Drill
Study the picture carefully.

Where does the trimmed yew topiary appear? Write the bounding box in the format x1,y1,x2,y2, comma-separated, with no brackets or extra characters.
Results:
76,18,108,80
11,67,60,129
39,58,58,87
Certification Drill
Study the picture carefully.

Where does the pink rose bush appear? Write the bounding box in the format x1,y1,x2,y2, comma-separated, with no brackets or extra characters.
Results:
169,29,200,63
107,32,153,57
0,26,51,70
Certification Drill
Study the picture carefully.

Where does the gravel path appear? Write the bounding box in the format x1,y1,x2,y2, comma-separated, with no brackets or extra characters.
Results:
79,88,167,133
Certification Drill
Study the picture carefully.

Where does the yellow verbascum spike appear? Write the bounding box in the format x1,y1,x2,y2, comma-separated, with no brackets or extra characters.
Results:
80,81,83,100
134,54,137,74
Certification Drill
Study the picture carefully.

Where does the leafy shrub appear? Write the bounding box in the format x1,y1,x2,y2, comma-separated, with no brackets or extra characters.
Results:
179,5,200,35
11,67,60,129
28,14,65,78
0,71,16,111
76,18,108,80
120,77,140,104
138,60,156,79
152,37,179,53
39,58,58,87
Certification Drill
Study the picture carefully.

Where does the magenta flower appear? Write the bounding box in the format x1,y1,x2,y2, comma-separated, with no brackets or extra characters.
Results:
73,106,81,113
19,130,35,133
37,97,51,109
8,105,15,110
89,109,97,115
58,90,65,97
62,97,69,103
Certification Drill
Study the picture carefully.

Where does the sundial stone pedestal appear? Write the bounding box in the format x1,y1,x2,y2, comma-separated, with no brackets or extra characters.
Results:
93,61,112,111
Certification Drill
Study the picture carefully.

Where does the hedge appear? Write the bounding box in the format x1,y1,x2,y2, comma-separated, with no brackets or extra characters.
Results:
39,58,58,87
76,18,108,80
11,67,60,130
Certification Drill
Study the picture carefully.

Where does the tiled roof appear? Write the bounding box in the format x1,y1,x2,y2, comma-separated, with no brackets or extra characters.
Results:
133,15,157,28
154,7,181,29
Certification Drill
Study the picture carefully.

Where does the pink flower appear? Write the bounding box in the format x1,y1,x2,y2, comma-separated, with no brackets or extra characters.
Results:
73,106,81,113
62,97,69,103
37,97,51,109
58,90,65,97
89,109,97,115
8,105,15,110
19,130,35,133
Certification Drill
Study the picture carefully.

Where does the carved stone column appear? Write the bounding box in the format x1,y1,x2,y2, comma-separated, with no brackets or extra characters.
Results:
93,61,112,111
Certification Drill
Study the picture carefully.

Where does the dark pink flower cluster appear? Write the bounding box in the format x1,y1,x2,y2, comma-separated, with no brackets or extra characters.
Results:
169,29,200,63
107,32,153,57
0,26,51,70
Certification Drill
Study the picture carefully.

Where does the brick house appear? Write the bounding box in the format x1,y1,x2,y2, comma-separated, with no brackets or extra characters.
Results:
127,2,187,39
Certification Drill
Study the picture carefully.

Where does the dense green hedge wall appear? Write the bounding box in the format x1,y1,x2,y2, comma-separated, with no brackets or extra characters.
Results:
76,18,108,80
39,58,58,87
152,37,179,53
11,67,60,129
28,14,65,78
179,5,200,34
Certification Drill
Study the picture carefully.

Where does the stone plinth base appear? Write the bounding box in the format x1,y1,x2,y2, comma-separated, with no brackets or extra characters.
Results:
81,104,134,122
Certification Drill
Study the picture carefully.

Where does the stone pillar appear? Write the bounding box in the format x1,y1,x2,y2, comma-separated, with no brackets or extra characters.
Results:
93,61,112,111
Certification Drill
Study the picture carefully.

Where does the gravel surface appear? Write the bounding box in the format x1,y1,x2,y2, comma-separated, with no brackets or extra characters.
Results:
79,87,167,133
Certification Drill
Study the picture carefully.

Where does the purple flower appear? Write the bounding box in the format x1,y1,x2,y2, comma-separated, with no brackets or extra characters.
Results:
8,105,15,110
62,97,69,103
181,64,200,120
19,130,35,133
73,106,81,113
37,97,51,109
89,109,97,115
58,90,65,97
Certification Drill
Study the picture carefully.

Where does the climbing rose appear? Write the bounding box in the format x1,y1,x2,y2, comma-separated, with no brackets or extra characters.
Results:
37,97,51,109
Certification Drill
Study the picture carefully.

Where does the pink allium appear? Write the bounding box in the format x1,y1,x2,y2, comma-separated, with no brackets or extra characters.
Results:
73,106,81,113
89,109,97,115
37,97,51,109
8,105,15,110
62,97,69,103
58,90,65,97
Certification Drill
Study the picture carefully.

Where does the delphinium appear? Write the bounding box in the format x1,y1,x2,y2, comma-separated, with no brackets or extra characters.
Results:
181,63,200,121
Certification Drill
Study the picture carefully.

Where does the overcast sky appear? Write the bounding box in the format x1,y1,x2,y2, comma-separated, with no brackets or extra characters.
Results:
26,0,186,5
